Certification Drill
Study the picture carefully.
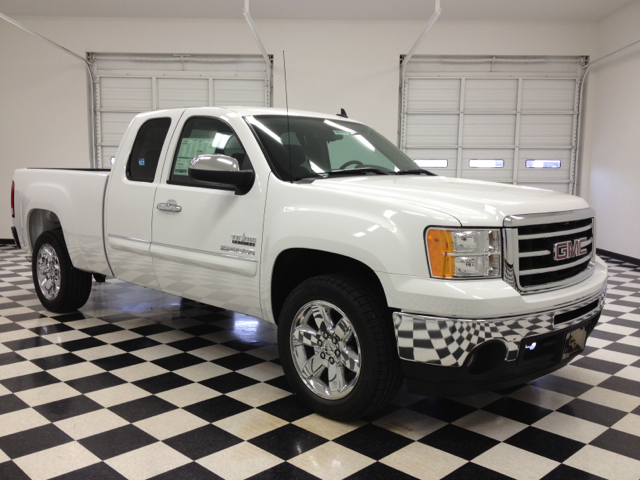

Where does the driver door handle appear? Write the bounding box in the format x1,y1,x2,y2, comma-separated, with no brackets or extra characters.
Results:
157,202,182,213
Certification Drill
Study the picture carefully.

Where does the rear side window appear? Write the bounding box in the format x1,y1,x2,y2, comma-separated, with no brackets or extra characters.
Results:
126,118,171,182
169,116,252,187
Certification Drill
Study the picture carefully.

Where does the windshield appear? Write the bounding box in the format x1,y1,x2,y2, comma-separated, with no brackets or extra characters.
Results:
246,115,421,181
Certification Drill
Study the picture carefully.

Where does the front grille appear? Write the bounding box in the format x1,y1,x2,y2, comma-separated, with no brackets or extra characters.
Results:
511,216,594,290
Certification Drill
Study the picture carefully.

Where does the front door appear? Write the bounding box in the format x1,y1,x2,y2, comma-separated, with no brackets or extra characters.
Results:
150,110,266,318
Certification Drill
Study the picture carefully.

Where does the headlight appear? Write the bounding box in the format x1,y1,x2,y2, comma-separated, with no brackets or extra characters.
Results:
426,228,501,279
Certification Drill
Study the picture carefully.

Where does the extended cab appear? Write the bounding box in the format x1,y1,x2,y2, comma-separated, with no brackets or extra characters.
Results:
11,107,607,419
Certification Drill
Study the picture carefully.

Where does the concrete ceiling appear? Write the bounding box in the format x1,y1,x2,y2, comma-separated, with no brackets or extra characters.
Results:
0,0,636,22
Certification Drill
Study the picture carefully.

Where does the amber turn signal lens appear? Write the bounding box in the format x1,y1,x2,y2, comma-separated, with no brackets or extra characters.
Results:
427,229,455,278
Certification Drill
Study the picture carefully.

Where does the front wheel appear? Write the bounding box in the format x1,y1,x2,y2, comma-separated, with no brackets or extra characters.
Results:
278,274,402,420
32,230,92,313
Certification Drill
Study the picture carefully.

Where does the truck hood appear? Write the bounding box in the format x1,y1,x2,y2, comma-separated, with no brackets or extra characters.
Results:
311,175,589,226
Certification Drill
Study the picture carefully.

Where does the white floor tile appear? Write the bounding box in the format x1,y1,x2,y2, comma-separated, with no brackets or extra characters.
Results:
198,442,282,480
14,441,100,480
381,442,466,480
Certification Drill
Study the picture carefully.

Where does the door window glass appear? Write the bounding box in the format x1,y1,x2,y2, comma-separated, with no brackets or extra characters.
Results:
170,116,252,186
126,118,171,182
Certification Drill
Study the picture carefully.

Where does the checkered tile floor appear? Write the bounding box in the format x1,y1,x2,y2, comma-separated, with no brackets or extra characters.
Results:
1,246,639,480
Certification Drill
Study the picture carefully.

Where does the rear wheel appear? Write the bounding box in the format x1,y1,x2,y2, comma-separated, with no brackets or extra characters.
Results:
32,230,92,313
278,274,402,420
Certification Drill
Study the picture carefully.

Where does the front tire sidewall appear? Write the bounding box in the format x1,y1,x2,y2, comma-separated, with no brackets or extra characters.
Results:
278,278,385,420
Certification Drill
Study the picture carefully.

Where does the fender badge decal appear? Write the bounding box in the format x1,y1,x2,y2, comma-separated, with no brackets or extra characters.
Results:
221,245,255,256
231,233,256,247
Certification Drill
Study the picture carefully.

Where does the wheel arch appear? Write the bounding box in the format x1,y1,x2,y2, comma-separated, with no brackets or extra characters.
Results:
270,248,388,324
28,209,62,254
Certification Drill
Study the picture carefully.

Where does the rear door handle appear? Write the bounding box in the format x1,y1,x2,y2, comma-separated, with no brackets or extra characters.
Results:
157,202,182,213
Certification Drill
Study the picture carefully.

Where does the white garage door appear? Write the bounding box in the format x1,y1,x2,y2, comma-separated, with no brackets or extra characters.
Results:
90,53,271,168
400,56,586,193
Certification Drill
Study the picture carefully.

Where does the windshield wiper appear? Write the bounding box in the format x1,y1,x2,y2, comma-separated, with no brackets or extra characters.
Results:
395,169,437,176
295,168,391,181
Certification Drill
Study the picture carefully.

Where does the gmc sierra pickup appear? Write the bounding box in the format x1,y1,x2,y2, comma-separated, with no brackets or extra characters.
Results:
11,107,607,419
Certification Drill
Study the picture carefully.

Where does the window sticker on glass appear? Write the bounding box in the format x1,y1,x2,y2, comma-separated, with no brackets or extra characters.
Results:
414,159,448,168
526,160,561,169
469,159,504,168
174,138,217,176
138,159,145,166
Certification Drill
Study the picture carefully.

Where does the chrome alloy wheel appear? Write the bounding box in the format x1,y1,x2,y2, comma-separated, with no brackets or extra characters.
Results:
36,244,61,300
290,300,361,400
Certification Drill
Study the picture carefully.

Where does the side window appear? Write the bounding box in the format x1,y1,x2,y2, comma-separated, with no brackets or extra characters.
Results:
169,116,252,186
126,118,171,182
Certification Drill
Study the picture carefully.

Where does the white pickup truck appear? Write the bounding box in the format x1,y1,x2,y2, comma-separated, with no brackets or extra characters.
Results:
11,107,607,419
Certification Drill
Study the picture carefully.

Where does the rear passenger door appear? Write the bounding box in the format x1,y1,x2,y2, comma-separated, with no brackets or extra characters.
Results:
150,109,267,318
105,111,183,288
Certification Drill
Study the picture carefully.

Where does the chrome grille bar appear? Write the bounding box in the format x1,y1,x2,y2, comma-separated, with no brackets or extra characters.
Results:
519,255,591,276
518,224,592,240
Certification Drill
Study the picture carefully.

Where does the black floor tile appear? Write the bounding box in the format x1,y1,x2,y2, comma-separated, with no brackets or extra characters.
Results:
541,464,605,480
31,353,85,370
409,397,477,423
98,313,139,323
420,424,499,460
66,372,126,394
29,323,74,335
221,339,270,352
334,424,413,460
0,461,31,480
91,353,145,371
589,329,625,342
0,424,72,458
570,356,626,375
531,374,592,397
0,351,27,366
34,395,102,422
58,337,106,352
184,396,252,423
442,462,514,480
251,424,327,460
557,398,627,427
5,312,47,322
164,424,242,460
181,324,223,336
109,396,177,423
79,425,157,460
111,337,160,352
3,336,52,351
590,429,640,461
264,374,292,393
0,322,26,333
152,353,205,371
604,342,640,357
598,376,640,396
248,462,319,480
133,372,193,394
483,397,552,425
79,324,124,337
0,393,29,415
200,372,259,393
608,318,640,329
167,337,215,352
150,462,223,480
130,323,174,337
51,462,127,480
212,353,264,371
52,312,87,323
0,371,60,392
258,395,313,422
505,426,584,462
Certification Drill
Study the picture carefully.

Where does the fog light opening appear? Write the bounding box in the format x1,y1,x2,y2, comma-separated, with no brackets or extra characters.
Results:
466,341,506,375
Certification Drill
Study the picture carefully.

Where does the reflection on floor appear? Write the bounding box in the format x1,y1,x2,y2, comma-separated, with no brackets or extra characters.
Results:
0,245,639,480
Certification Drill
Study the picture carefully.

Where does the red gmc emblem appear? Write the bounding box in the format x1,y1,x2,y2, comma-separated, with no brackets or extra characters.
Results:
554,237,587,261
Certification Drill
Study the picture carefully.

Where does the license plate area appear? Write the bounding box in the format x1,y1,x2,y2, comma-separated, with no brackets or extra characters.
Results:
562,326,588,360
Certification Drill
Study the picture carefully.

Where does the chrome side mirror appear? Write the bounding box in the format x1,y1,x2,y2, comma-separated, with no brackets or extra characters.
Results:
188,154,254,195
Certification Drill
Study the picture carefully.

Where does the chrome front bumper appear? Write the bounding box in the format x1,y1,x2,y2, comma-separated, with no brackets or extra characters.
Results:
392,284,606,368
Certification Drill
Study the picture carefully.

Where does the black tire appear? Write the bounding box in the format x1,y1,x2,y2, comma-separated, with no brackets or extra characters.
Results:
278,274,402,420
32,230,92,313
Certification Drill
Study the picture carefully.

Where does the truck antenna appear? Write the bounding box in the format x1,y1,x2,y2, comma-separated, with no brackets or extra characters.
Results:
283,50,292,182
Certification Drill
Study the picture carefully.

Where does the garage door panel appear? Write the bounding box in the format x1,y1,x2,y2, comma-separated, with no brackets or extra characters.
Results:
522,79,576,112
100,112,138,145
407,148,457,176
158,78,209,109
463,115,516,146
406,115,459,146
100,77,153,111
520,114,574,146
465,79,518,111
406,79,460,111
214,79,265,106
520,183,571,194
